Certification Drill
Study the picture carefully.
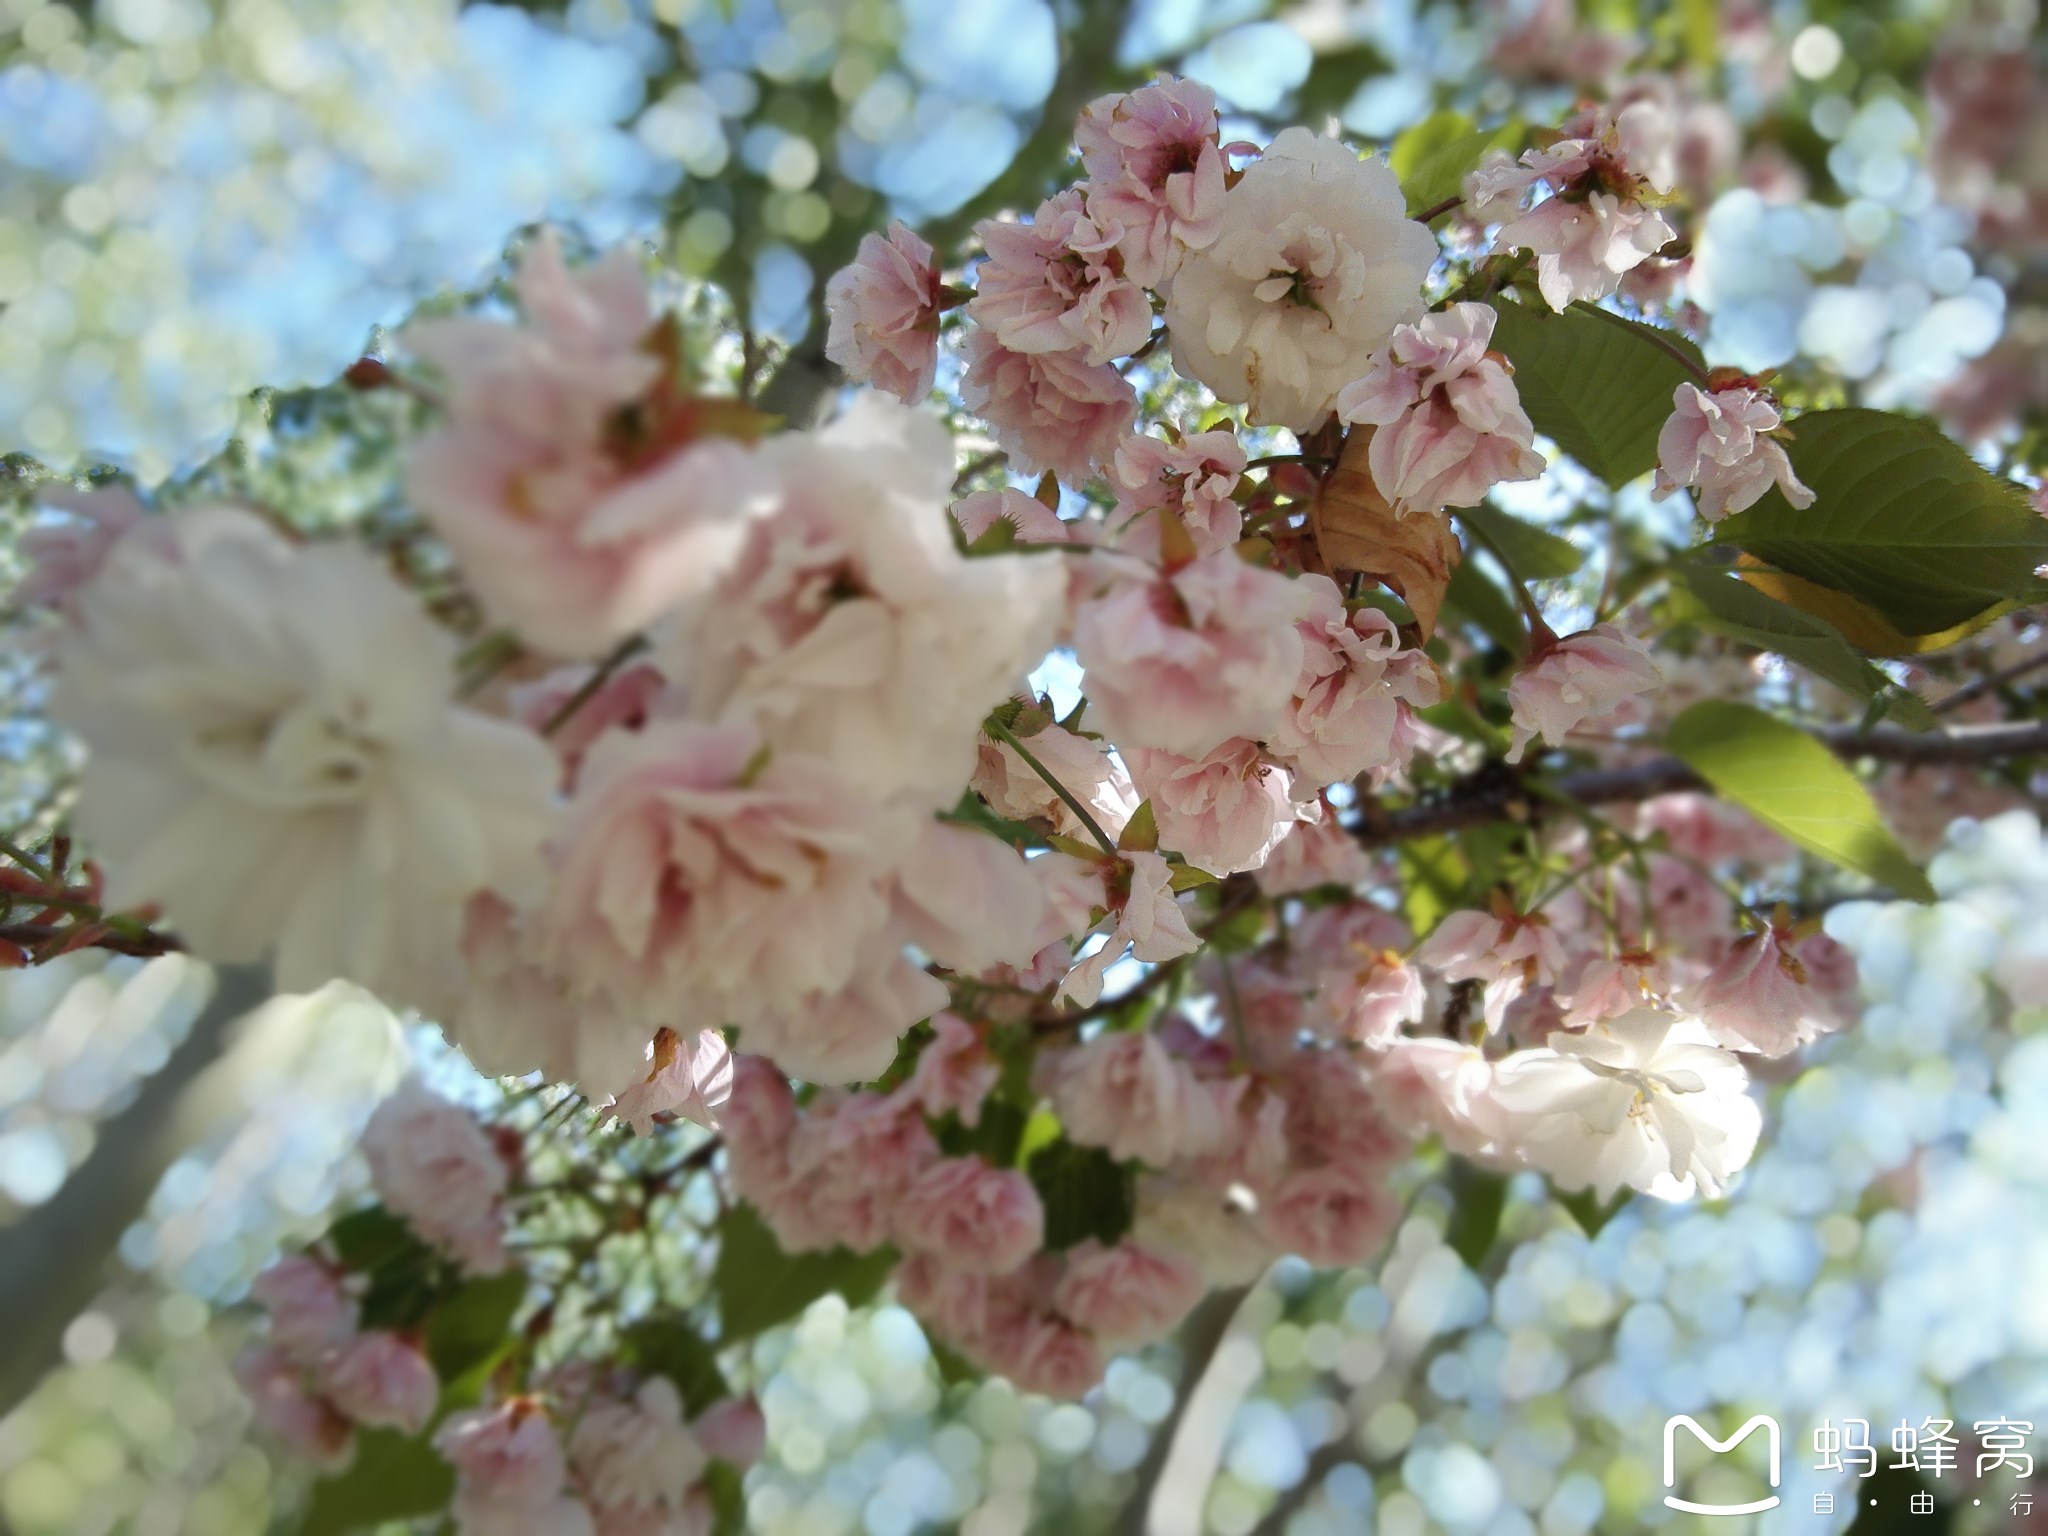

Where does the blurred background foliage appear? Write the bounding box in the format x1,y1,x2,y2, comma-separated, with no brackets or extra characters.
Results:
1,0,2047,1532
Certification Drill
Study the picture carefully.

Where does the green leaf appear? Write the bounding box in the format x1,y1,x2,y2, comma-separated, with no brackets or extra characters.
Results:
1392,111,1523,217
938,1098,1028,1165
1456,504,1583,580
302,1428,455,1536
423,1272,526,1383
1714,408,2048,635
624,1317,732,1414
1118,799,1158,853
1447,1164,1509,1269
713,1203,897,1341
327,1206,425,1274
1665,700,1935,901
929,1339,984,1387
1671,568,1938,732
1441,558,1525,656
1027,1139,1134,1250
1399,835,1471,936
1555,1186,1631,1238
703,1461,748,1536
1294,41,1391,121
1486,301,1703,488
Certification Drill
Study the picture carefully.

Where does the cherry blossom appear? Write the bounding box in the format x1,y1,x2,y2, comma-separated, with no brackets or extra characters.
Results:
1467,102,1678,310
1686,921,1848,1056
1164,128,1438,430
1269,573,1441,789
1653,379,1817,520
362,1081,512,1275
321,1331,440,1435
1126,739,1298,876
959,328,1137,483
1489,1006,1762,1200
1052,851,1202,1009
48,511,559,1006
1333,301,1546,515
970,189,1151,365
1072,551,1311,759
1505,624,1662,763
1076,76,1227,286
404,231,759,659
893,1157,1046,1276
822,221,942,403
1413,901,1568,1032
1107,430,1247,559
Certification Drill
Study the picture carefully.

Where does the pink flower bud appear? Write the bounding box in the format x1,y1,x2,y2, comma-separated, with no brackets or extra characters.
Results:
250,1255,356,1362
322,1331,440,1435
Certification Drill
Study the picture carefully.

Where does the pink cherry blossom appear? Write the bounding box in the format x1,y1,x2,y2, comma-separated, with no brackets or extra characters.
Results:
1072,552,1310,758
508,660,668,792
1334,302,1546,514
235,1345,356,1471
658,395,1065,808
890,820,1056,976
823,222,941,403
1076,77,1227,286
986,1309,1107,1401
569,1377,706,1512
959,328,1137,484
1269,573,1441,788
608,1026,734,1135
1562,950,1672,1026
1369,1038,1513,1163
362,1081,511,1275
12,485,166,613
951,487,1072,547
693,1397,766,1469
1046,1029,1205,1167
773,1091,940,1253
894,1157,1046,1276
898,1014,1000,1128
1108,430,1247,559
542,720,897,1061
1413,903,1569,1032
450,895,657,1104
1126,740,1297,876
1261,1164,1399,1267
1254,807,1375,896
972,719,1138,840
1505,624,1661,763
322,1331,440,1434
251,1255,356,1362
1653,381,1817,520
1687,923,1845,1056
971,190,1152,365
1053,851,1201,1008
1468,103,1678,310
745,953,952,1086
893,1253,993,1343
439,1400,592,1536
1327,947,1427,1047
403,231,756,659
1052,1239,1204,1343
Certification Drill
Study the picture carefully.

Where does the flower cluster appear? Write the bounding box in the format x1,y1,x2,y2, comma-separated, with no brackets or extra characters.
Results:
23,68,1905,1441
1466,102,1678,310
236,1255,440,1469
436,1382,761,1536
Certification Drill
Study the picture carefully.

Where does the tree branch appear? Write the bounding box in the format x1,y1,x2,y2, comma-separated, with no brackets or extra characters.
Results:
0,962,273,1416
1118,1282,1253,1536
1352,720,2048,848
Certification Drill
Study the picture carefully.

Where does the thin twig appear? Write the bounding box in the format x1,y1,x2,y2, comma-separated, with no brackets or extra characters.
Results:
1415,194,1463,222
543,636,650,736
1933,650,2048,715
1351,720,2048,849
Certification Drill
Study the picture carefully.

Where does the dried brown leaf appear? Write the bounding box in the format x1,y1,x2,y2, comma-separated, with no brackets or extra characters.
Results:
1308,427,1461,637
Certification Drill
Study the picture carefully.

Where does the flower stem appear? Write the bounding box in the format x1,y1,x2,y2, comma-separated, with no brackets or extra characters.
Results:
543,636,650,736
983,715,1118,856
